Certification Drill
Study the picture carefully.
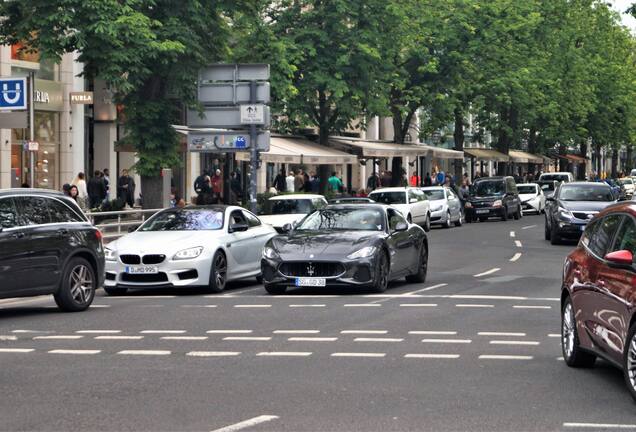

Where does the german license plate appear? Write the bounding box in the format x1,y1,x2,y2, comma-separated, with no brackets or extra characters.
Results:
295,277,326,287
125,266,158,274
476,209,489,214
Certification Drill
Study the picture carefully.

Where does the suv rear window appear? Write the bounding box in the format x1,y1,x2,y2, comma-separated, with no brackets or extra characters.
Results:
14,196,52,226
0,197,18,229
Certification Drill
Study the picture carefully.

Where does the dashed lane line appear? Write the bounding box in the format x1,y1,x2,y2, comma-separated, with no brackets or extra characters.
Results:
354,337,404,343
563,423,636,429
0,348,34,353
256,352,312,357
510,253,522,262
187,351,241,357
161,336,208,341
548,333,561,338
405,354,460,359
11,330,50,334
455,304,494,308
273,330,320,334
117,350,171,356
344,303,381,307
90,305,111,308
210,415,279,432
522,224,537,229
478,332,526,337
513,305,552,309
33,335,83,340
181,305,217,308
222,336,272,341
206,330,253,334
140,330,186,334
341,330,388,335
479,355,533,360
402,283,449,295
104,295,176,299
0,335,17,341
473,268,501,277
48,349,100,355
489,340,540,346
76,330,121,334
288,337,338,342
422,339,472,344
515,240,523,248
95,335,144,340
233,305,272,308
399,303,438,307
331,352,386,358
409,331,457,335
510,231,516,237
289,304,326,308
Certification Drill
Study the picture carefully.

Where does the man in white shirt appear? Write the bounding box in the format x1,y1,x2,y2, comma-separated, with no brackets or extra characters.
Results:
286,170,295,192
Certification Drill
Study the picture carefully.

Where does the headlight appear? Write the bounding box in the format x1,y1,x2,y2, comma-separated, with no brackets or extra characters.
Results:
492,200,503,207
558,207,573,220
172,246,203,260
431,205,443,212
104,247,116,262
263,246,279,259
465,202,473,208
347,246,377,259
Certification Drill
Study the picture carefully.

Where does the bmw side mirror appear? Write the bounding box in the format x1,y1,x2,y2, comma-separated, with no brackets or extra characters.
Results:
281,223,293,233
394,222,408,232
229,222,249,233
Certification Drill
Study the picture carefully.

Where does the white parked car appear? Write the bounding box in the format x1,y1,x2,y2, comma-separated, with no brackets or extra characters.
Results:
539,172,574,183
421,186,463,228
103,205,276,295
618,178,635,199
369,187,431,231
517,183,545,214
259,194,327,233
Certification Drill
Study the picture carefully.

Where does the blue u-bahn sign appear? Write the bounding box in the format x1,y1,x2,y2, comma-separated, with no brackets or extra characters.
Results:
0,77,27,110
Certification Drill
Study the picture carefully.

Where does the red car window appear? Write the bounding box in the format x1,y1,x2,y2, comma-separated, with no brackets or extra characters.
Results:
589,215,623,257
610,217,636,256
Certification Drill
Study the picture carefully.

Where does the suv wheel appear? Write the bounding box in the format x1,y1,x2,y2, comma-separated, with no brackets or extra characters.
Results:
54,257,96,312
562,297,595,367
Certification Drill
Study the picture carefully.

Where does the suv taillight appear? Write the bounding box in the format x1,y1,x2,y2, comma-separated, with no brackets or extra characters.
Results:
95,229,103,241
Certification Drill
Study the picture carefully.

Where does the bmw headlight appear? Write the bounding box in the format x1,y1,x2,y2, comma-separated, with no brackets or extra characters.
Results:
172,246,203,260
558,207,573,220
492,200,503,207
431,205,443,212
104,247,117,262
263,246,279,259
347,246,377,259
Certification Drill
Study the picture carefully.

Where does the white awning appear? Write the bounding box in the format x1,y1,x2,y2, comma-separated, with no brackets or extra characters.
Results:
236,136,357,165
329,137,431,158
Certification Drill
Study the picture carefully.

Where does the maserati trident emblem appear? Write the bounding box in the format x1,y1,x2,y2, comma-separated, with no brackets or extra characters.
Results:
307,263,315,277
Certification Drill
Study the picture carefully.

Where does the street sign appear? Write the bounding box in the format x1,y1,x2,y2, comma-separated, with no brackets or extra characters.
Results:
0,77,27,110
198,82,270,105
199,64,270,82
240,104,266,124
0,111,27,128
187,106,270,128
23,141,39,151
188,131,270,152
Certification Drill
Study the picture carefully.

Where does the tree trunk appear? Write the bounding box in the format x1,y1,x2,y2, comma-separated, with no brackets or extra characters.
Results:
141,175,163,209
496,108,510,175
453,107,464,181
611,147,618,178
626,146,633,172
318,126,331,195
594,143,602,176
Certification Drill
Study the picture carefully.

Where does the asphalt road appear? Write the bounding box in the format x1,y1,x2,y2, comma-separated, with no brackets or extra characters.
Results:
1,214,635,432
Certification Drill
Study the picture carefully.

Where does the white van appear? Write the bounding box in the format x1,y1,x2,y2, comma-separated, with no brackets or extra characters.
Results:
538,172,574,183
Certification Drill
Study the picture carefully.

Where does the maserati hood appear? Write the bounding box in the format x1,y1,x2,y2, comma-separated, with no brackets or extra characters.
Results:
271,231,383,260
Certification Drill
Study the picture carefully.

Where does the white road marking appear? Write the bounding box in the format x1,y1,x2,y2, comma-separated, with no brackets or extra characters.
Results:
234,305,271,308
90,305,111,308
513,305,552,309
563,423,636,429
402,283,448,295
409,331,457,335
33,335,83,340
510,231,516,237
48,349,100,355
95,335,144,340
288,337,338,342
140,330,186,334
510,253,522,262
210,415,279,432
522,224,537,230
399,303,437,307
341,330,388,334
273,330,320,334
354,337,404,342
219,286,264,296
515,240,523,248
187,351,241,357
473,268,501,277
490,340,540,346
12,330,48,333
455,304,494,308
117,350,171,356
0,348,34,353
331,352,386,358
0,335,17,341
478,332,526,337
479,355,533,360
76,330,121,334
448,294,526,300
422,339,472,344
207,330,253,334
557,356,564,361
106,295,176,299
548,333,561,338
256,352,312,357
344,303,381,307
223,337,272,341
181,305,218,308
405,354,460,359
289,304,326,308
161,336,208,341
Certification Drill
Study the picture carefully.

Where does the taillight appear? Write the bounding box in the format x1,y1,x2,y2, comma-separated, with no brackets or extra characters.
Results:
95,229,103,241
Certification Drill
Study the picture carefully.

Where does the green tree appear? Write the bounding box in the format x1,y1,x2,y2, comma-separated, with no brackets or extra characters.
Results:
0,0,244,208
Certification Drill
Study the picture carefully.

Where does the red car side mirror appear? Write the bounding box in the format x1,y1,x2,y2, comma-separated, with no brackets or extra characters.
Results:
604,250,634,267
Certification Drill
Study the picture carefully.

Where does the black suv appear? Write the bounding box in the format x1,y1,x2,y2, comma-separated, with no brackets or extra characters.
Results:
465,176,522,222
0,189,104,311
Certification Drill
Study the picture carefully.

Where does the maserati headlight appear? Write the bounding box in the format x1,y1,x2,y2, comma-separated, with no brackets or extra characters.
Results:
172,246,203,260
104,247,117,262
347,246,377,259
431,204,443,212
263,246,279,259
492,200,503,207
558,207,573,220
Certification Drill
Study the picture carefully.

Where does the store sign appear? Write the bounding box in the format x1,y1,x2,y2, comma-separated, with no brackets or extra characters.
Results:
34,79,63,111
70,91,93,105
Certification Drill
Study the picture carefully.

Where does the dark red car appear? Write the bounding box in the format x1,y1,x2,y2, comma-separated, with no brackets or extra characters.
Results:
561,201,636,399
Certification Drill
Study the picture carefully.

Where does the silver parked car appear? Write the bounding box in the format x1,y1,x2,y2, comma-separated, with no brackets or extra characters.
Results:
421,186,463,228
104,205,276,295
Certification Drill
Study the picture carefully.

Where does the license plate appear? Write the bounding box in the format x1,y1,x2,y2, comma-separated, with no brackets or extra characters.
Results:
476,209,489,214
125,266,159,274
295,277,326,287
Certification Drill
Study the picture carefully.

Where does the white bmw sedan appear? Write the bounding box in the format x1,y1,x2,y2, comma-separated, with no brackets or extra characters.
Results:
103,205,276,295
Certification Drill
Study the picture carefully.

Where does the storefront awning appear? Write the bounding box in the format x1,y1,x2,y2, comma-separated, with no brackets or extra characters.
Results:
329,137,431,158
463,148,510,162
557,154,587,163
236,136,357,165
423,145,464,160
509,150,545,164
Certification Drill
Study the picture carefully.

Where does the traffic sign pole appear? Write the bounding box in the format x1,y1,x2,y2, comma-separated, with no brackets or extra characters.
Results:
29,72,35,188
249,80,258,213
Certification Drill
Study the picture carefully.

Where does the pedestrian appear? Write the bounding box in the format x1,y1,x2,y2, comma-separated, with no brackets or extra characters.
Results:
423,172,432,186
211,169,223,203
410,171,420,187
197,175,212,205
117,169,135,208
367,172,380,190
103,168,111,200
303,172,311,192
72,172,88,209
380,171,392,188
87,170,107,209
62,183,71,196
69,184,87,211
294,170,305,192
310,173,320,193
458,179,470,213
230,171,242,204
286,170,295,193
462,172,470,187
328,171,343,193
273,169,287,193
194,170,208,196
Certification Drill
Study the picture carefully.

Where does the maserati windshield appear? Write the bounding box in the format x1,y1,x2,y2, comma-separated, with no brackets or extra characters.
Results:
296,208,385,231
